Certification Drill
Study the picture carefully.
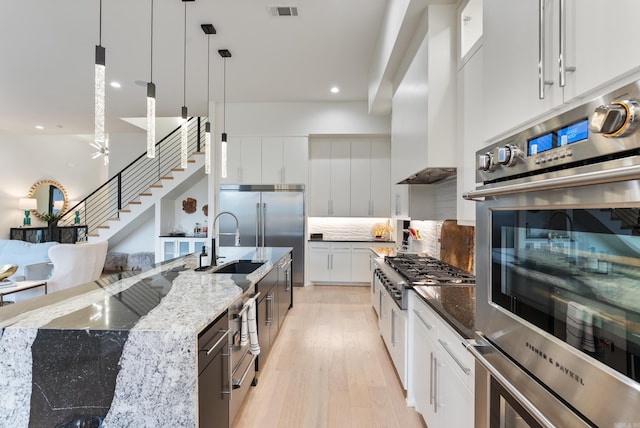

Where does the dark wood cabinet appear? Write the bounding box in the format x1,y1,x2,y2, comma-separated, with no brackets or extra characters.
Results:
10,226,88,243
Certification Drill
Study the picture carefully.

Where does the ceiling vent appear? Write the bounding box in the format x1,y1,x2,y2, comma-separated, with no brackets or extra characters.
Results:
269,6,298,16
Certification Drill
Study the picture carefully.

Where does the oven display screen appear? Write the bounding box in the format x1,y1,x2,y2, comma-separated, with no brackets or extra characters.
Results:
527,118,589,156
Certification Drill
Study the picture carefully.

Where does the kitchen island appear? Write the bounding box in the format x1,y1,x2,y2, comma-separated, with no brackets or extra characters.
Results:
0,246,292,427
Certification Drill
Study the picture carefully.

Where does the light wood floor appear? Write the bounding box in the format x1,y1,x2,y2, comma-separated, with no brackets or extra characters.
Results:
232,285,426,428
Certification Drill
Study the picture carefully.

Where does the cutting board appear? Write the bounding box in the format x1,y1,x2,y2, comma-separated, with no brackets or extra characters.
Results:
439,219,475,273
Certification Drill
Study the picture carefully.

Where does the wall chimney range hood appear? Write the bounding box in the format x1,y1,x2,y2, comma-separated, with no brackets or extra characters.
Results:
397,167,456,184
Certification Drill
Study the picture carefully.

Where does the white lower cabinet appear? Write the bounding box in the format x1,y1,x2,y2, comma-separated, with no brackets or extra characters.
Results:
379,288,407,389
309,242,394,284
308,242,351,282
408,291,474,427
159,237,207,261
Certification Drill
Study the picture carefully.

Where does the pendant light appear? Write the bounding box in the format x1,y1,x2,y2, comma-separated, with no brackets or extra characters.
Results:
218,49,231,177
94,0,106,149
146,0,156,158
201,24,216,175
179,0,190,169
90,134,110,165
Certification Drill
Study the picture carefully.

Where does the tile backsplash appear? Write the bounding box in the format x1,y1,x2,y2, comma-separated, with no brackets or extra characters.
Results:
307,217,393,241
408,220,443,258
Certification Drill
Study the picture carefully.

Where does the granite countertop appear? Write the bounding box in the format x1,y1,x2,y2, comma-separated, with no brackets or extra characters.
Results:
412,285,475,339
0,246,291,427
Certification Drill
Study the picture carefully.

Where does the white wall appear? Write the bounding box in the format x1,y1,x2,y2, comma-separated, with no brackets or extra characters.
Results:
0,132,106,239
216,101,390,137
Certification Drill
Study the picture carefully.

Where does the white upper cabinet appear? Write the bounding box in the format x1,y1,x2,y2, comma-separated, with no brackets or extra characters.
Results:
221,136,308,185
261,137,308,185
309,140,351,217
221,136,262,184
483,0,640,142
391,5,457,185
310,138,390,217
350,139,391,217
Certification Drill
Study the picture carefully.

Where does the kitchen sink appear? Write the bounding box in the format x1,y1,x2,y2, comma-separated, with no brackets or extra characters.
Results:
213,260,264,274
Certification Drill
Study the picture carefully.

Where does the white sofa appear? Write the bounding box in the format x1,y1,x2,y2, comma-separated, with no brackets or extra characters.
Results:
0,239,59,281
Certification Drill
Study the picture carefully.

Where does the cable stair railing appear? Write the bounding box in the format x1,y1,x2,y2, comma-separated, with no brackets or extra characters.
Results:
56,117,207,239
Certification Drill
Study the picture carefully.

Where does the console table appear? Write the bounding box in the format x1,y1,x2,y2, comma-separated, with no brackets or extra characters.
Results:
10,226,88,243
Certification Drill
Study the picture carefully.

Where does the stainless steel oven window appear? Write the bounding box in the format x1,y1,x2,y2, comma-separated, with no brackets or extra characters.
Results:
490,206,640,381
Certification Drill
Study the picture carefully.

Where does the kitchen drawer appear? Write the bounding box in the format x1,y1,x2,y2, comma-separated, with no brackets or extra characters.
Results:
410,292,439,337
437,319,474,392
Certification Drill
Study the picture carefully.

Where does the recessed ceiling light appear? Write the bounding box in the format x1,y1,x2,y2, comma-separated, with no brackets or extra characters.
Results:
330,86,340,94
110,81,121,88
35,125,44,130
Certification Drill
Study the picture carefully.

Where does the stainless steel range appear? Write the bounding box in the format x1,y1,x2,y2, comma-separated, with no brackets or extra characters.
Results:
373,254,476,310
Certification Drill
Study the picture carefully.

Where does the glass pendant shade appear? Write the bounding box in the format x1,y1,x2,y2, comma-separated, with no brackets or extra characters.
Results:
204,122,211,174
94,45,106,146
181,106,188,168
146,82,156,158
221,139,228,178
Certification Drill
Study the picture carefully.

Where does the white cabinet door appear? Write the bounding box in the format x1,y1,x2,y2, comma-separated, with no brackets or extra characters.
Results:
570,1,640,101
309,143,332,216
309,242,331,282
330,142,351,216
438,349,474,428
457,46,483,224
482,0,563,141
412,316,435,417
350,140,372,217
370,139,391,217
391,306,407,388
351,244,373,283
261,137,284,184
282,137,308,184
220,137,262,183
329,242,351,281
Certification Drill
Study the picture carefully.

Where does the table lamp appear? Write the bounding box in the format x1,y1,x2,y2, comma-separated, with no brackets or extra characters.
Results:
18,198,37,226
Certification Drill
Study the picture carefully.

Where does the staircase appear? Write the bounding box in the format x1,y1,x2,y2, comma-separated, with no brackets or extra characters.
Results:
56,118,208,244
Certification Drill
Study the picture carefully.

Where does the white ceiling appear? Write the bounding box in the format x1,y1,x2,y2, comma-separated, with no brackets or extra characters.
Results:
0,0,388,136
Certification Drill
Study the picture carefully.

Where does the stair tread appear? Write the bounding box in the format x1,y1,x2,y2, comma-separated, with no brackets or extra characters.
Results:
160,176,174,180
106,218,120,221
139,193,152,196
149,184,163,188
118,209,131,213
129,201,142,205
97,225,110,229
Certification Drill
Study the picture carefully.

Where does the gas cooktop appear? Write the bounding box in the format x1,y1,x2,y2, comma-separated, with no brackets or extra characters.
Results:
385,254,475,286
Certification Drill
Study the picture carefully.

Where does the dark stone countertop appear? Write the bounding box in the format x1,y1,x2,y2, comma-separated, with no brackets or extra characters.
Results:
412,284,476,339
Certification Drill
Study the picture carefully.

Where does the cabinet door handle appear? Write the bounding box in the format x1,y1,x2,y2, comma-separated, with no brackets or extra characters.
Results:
200,329,230,356
266,294,273,324
433,356,439,413
395,194,400,215
379,291,384,319
233,354,258,389
538,0,554,99
558,0,575,87
438,339,471,375
429,351,434,405
391,308,396,345
413,309,434,331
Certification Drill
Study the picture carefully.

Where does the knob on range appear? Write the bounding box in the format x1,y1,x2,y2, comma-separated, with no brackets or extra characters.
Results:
496,144,520,167
589,99,640,137
478,152,495,172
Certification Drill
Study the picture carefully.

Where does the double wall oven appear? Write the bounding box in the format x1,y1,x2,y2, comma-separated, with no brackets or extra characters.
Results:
466,79,640,426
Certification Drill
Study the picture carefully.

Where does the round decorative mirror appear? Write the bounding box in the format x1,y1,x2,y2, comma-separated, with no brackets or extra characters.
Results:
27,180,68,221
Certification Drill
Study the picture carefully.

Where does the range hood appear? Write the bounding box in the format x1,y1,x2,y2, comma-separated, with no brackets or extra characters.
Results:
397,167,456,184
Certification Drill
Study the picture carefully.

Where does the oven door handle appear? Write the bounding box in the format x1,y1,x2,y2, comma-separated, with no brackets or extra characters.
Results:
466,342,556,428
464,163,640,201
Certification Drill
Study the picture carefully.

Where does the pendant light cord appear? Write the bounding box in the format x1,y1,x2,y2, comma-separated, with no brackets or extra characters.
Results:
150,0,153,82
183,1,187,107
223,58,226,133
98,0,102,46
206,35,210,120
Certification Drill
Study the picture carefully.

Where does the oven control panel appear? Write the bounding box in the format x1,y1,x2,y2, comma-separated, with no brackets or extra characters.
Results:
476,79,640,183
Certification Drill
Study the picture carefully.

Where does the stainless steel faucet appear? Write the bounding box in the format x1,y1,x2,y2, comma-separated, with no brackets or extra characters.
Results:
211,211,240,265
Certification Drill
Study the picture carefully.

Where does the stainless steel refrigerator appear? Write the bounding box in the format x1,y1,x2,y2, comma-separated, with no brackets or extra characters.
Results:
218,184,305,285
